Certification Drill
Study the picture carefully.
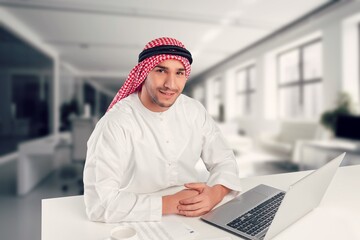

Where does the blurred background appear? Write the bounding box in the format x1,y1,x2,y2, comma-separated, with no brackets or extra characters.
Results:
2,0,360,239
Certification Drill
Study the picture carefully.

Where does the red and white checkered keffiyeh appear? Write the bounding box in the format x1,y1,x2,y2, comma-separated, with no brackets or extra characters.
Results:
107,37,192,111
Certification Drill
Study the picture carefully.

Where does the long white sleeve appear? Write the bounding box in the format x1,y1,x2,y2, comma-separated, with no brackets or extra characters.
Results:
196,103,242,191
83,117,162,223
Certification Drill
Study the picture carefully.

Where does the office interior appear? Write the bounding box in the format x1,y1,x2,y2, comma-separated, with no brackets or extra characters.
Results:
1,0,360,239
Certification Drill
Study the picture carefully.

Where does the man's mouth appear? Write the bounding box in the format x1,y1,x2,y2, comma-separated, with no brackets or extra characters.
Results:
159,90,176,96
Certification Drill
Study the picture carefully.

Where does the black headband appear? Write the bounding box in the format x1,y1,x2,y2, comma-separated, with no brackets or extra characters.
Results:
138,45,193,64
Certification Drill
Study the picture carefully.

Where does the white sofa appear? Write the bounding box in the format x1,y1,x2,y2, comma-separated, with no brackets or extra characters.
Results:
216,121,253,155
257,120,321,161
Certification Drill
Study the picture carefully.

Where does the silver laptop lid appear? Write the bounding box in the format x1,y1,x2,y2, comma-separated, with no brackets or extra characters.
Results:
264,152,345,240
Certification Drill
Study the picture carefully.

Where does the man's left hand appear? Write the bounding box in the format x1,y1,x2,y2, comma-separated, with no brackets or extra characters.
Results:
177,183,230,217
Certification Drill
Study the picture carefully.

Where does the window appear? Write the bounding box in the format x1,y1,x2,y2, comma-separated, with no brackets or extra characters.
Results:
213,77,224,121
235,65,256,117
277,40,322,119
193,85,205,106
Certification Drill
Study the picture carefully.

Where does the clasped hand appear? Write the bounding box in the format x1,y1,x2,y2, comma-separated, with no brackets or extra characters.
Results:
162,183,230,217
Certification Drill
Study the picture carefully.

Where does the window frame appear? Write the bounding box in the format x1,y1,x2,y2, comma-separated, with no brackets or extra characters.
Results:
235,64,256,116
276,38,322,119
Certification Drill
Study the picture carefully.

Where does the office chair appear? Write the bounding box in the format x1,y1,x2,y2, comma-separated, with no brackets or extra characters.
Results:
59,117,95,195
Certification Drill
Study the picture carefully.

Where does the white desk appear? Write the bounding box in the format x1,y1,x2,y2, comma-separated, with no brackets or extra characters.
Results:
299,140,360,170
42,165,360,240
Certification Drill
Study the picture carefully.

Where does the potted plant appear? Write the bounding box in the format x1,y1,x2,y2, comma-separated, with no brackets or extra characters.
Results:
320,92,355,134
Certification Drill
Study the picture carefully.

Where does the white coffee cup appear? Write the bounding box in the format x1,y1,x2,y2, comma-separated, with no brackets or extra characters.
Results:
110,226,138,240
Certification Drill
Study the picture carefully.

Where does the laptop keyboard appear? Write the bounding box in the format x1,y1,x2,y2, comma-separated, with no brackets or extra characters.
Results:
227,192,285,236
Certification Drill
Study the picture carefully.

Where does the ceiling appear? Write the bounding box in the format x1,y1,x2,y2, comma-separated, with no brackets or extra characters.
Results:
0,0,335,92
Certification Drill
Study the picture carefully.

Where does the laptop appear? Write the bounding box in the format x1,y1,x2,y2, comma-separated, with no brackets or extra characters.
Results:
201,152,345,240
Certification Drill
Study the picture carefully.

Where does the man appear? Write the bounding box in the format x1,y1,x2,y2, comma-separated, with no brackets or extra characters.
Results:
83,37,241,223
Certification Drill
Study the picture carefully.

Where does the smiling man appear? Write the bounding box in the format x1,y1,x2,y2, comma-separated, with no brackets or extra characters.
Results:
83,37,241,223
140,60,186,111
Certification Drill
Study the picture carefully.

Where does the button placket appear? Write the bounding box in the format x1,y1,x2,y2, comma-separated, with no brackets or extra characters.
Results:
167,161,175,186
159,113,178,185
160,115,172,170
169,163,178,186
161,116,171,145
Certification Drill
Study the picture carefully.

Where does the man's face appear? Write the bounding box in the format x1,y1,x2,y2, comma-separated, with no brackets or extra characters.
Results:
139,59,187,112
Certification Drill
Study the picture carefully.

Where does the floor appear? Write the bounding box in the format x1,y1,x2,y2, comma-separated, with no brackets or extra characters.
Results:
0,150,297,240
236,151,299,178
0,160,83,240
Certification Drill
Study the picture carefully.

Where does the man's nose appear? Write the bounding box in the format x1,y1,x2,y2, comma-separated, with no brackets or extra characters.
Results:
164,73,176,89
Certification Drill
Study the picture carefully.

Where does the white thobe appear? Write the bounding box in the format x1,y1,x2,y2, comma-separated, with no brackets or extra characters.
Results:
83,93,241,222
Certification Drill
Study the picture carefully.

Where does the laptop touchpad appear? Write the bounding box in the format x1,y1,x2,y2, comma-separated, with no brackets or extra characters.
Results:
233,191,268,209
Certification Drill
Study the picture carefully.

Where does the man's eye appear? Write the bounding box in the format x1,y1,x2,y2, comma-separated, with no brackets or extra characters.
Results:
177,71,185,75
156,69,165,73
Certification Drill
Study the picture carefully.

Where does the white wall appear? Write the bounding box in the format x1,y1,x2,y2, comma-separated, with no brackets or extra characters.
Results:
190,1,360,137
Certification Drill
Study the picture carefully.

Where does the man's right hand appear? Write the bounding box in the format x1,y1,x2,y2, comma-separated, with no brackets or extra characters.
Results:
162,189,199,215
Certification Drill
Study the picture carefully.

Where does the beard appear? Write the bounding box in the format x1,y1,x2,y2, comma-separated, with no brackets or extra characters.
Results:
150,88,179,108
